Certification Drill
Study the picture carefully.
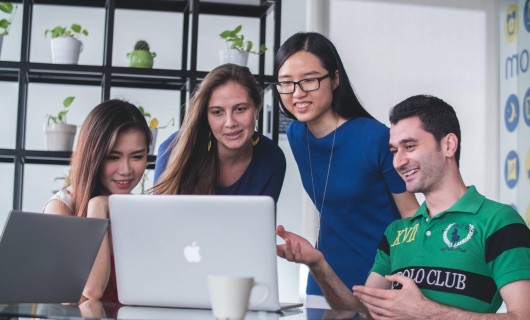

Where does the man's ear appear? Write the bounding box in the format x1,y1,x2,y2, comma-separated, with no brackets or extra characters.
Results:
442,133,459,158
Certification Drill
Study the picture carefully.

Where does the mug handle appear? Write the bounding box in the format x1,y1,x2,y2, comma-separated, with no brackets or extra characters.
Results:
248,281,270,307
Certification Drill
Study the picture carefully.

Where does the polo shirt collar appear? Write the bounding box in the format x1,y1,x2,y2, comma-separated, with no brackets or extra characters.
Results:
410,185,485,221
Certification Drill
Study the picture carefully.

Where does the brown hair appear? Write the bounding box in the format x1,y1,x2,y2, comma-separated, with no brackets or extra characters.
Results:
153,63,262,195
69,99,151,217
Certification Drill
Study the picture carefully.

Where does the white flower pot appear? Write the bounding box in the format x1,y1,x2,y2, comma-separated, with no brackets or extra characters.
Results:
44,123,77,151
149,128,158,155
51,37,83,64
219,48,249,67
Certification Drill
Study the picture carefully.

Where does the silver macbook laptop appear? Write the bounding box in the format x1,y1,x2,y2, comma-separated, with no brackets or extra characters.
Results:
109,195,303,312
0,210,109,303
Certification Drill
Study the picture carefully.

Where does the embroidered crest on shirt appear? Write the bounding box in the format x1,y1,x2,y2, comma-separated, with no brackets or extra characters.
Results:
442,223,476,250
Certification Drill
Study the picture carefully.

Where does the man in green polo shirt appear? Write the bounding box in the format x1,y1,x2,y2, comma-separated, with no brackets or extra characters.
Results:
276,95,530,318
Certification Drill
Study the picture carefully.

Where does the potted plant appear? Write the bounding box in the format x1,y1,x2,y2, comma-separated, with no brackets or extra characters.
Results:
44,96,77,151
127,40,156,68
44,24,88,64
138,105,174,154
0,2,17,57
219,25,267,67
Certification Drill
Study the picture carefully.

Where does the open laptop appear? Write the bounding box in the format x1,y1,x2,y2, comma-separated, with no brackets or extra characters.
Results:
109,195,303,312
0,210,109,303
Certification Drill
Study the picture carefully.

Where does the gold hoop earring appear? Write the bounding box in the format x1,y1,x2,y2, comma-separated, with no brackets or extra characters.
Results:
207,131,212,152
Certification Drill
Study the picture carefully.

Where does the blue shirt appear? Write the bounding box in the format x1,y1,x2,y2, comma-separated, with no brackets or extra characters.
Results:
154,131,286,203
287,117,406,295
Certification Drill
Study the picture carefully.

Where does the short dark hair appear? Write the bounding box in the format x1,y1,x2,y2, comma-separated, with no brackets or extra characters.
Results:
274,32,373,120
389,94,461,165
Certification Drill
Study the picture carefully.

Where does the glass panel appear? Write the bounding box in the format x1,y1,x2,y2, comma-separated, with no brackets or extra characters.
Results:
30,5,105,65
197,14,262,74
25,83,102,151
0,163,14,228
0,81,18,149
114,9,183,70
0,2,23,61
23,164,69,213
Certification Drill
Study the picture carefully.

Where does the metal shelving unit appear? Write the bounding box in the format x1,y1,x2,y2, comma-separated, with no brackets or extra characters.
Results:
0,0,282,210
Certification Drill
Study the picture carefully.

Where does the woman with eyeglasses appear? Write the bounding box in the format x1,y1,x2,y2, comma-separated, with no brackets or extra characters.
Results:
274,32,419,308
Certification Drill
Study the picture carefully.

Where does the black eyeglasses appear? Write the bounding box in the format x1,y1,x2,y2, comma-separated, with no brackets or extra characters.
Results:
275,73,330,94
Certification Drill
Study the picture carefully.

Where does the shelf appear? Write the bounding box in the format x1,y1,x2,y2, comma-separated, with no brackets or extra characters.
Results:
0,62,276,88
30,0,272,17
4,0,281,209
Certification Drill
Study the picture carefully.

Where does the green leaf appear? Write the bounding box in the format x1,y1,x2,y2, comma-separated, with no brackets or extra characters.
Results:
45,25,88,39
233,38,243,49
63,96,75,107
219,30,232,39
71,24,81,33
0,2,14,14
245,41,253,52
233,25,242,34
259,44,267,54
47,115,57,126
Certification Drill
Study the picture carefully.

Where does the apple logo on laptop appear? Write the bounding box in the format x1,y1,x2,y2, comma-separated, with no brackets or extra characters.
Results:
183,241,202,263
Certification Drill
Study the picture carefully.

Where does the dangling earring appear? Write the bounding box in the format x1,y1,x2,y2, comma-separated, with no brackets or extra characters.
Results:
251,133,260,146
207,131,212,152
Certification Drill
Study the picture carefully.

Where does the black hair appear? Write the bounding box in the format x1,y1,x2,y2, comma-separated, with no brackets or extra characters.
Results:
274,32,373,120
389,94,461,165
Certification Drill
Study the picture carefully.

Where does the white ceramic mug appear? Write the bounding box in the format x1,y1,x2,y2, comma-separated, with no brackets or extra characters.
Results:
207,275,270,320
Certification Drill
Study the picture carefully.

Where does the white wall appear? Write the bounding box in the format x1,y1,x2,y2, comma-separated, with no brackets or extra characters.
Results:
329,0,499,200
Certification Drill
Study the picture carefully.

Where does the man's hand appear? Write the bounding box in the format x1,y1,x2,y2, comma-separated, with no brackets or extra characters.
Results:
276,225,323,267
353,274,431,320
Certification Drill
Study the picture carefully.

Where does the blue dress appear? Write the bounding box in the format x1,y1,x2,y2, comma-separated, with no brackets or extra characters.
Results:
154,131,286,203
287,118,406,295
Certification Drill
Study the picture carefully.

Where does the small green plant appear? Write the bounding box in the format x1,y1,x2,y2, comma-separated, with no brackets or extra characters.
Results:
219,25,267,55
44,24,88,39
127,40,156,68
47,96,75,126
0,2,17,36
138,105,174,129
134,40,152,52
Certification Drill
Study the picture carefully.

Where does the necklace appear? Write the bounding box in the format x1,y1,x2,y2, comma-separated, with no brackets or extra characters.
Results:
306,121,338,249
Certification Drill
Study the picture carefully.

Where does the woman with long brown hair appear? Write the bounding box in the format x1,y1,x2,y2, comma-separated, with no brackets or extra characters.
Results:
153,64,285,202
43,99,151,301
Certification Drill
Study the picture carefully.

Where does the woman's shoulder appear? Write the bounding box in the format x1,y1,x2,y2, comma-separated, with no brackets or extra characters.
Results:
253,133,286,166
43,186,74,214
157,130,180,155
345,117,388,131
343,117,389,140
161,130,179,147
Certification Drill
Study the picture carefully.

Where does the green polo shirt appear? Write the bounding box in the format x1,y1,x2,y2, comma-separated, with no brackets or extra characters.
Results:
371,186,530,313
